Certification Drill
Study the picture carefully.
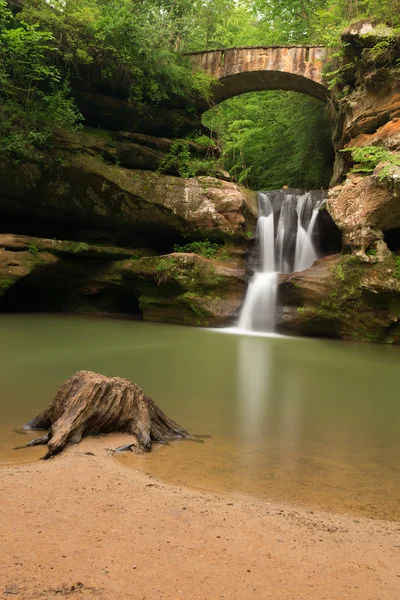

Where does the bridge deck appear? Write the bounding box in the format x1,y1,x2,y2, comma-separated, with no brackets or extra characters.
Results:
185,45,326,56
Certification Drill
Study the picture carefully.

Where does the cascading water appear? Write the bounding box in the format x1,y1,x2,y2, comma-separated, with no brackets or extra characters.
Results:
238,189,325,333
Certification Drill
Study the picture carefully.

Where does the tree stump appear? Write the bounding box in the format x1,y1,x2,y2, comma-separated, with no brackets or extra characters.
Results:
18,370,190,459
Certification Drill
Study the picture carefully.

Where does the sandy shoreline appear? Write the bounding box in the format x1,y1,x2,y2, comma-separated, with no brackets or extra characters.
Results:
1,435,399,600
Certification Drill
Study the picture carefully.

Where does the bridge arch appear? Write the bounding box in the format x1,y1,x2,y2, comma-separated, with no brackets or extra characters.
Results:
187,46,328,106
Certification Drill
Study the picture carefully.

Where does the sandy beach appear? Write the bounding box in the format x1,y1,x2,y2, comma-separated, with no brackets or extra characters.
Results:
0,434,399,600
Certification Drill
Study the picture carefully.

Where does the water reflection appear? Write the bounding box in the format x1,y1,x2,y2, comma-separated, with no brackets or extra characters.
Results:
237,337,271,442
1,315,400,519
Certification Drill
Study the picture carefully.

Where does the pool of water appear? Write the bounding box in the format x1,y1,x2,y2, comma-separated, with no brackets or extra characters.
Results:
1,314,399,520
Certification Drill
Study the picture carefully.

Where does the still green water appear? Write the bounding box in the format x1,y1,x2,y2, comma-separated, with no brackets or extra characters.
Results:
1,314,399,519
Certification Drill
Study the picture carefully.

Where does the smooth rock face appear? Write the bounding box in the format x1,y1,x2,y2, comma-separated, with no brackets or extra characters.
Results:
339,81,400,146
349,118,400,152
0,153,256,243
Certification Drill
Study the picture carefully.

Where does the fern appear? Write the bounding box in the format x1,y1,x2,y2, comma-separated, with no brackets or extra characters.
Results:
341,146,400,178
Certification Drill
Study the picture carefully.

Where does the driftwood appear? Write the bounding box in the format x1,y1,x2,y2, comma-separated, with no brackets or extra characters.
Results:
17,370,189,459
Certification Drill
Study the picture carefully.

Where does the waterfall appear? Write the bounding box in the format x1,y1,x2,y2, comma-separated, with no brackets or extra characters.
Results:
237,189,325,333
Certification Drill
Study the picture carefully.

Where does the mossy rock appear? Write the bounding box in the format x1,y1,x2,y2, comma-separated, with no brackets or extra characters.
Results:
0,153,257,243
278,253,400,343
117,252,247,327
0,248,59,299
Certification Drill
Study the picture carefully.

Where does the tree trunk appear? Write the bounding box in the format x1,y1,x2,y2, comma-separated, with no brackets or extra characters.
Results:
18,370,190,459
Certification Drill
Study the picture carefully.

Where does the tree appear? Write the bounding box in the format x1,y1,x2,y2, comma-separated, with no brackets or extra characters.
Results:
204,91,333,190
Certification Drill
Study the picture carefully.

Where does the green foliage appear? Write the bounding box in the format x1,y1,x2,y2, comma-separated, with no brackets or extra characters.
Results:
173,239,221,258
341,146,400,176
0,0,82,164
364,36,399,63
156,258,175,272
73,242,90,253
155,257,176,285
312,1,400,47
185,131,217,149
0,0,216,165
157,140,218,178
28,243,40,256
19,0,214,108
158,142,195,178
0,276,15,290
204,91,334,190
395,255,400,279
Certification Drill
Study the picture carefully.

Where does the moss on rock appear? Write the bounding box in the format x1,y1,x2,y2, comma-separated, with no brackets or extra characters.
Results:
278,254,400,342
0,152,257,244
118,252,246,326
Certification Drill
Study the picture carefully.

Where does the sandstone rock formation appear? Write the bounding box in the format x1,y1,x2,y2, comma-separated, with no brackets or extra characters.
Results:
119,252,247,326
327,167,400,261
0,142,256,244
0,246,59,299
326,23,400,262
277,23,400,343
278,253,400,343
0,234,247,326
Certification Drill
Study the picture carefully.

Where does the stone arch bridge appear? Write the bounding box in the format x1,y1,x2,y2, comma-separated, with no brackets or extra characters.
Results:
187,46,328,106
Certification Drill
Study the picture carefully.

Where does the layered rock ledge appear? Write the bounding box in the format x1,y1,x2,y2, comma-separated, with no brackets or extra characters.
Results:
0,234,247,326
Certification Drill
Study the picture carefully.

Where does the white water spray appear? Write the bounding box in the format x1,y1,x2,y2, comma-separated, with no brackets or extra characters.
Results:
238,189,324,333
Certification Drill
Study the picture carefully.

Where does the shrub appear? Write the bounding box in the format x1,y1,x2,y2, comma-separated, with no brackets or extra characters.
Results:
173,240,221,259
28,243,40,256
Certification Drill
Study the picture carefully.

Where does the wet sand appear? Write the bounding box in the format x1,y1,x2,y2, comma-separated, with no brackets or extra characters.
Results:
1,434,399,600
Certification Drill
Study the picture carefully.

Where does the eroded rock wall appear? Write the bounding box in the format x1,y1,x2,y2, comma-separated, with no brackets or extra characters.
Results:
277,23,400,343
0,124,256,325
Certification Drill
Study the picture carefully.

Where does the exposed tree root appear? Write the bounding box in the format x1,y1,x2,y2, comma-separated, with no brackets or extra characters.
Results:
16,370,190,459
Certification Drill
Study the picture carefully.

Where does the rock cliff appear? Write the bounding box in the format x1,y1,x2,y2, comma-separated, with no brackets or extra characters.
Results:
0,124,256,325
278,22,400,342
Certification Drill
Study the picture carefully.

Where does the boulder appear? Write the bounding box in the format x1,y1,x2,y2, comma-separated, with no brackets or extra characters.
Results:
327,166,400,259
278,254,400,343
